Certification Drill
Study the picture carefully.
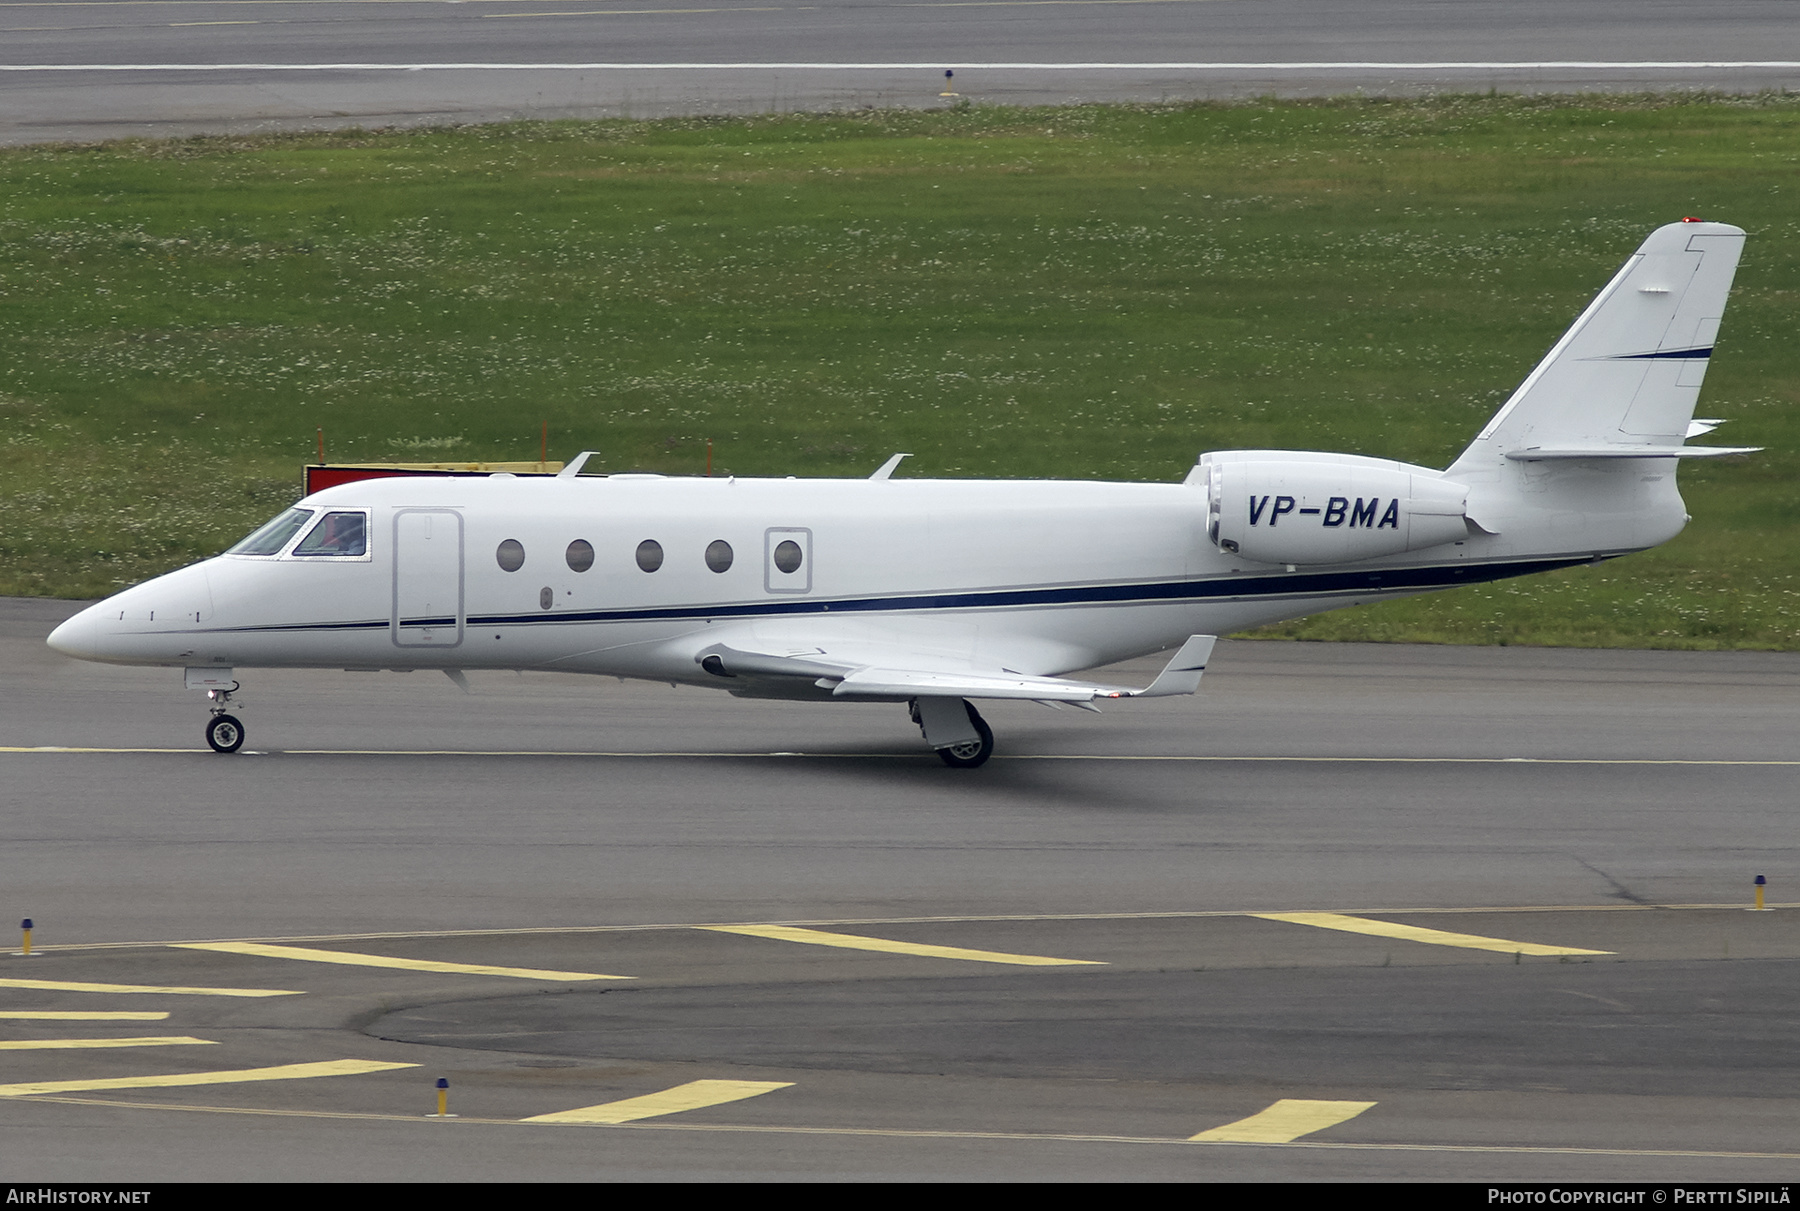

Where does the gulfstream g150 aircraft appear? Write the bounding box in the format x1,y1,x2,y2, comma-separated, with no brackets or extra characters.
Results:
48,220,1756,765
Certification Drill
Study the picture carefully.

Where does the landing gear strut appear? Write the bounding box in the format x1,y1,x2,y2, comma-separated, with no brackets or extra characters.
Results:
911,697,995,768
204,683,245,754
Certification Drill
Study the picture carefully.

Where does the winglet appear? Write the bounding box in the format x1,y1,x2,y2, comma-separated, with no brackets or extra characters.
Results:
869,453,912,480
1116,635,1216,699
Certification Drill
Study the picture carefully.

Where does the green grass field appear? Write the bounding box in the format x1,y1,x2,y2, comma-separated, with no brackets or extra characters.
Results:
1,94,1796,647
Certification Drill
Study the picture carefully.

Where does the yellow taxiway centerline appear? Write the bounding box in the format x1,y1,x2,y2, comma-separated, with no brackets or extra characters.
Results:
0,1011,170,1020
698,923,1104,966
170,941,633,981
1253,912,1613,956
524,1080,795,1124
17,1092,1800,1163
0,1036,215,1051
1190,1099,1378,1143
0,978,302,998
0,1058,415,1098
27,899,1789,954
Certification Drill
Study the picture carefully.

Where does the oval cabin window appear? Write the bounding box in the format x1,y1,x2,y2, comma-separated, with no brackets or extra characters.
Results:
566,539,594,573
635,539,664,573
772,540,803,574
496,539,525,572
705,540,734,573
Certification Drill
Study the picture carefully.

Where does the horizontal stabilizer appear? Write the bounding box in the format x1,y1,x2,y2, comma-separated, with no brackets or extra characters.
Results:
1505,445,1761,461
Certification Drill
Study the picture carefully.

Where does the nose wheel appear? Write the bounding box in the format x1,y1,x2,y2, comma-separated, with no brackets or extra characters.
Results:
203,682,245,754
205,713,246,754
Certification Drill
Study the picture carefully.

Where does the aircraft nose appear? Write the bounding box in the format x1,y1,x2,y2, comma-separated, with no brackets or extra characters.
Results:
46,607,98,660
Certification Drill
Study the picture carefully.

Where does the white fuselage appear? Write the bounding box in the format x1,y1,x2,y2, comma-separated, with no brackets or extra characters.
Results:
45,462,1677,694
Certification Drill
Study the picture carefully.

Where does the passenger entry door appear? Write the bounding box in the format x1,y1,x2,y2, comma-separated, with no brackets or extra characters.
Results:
392,509,464,648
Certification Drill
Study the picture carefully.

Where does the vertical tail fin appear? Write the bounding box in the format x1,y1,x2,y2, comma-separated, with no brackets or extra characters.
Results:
1450,221,1745,472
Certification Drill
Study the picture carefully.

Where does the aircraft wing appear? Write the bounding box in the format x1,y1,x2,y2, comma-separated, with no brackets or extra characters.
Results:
692,634,1216,702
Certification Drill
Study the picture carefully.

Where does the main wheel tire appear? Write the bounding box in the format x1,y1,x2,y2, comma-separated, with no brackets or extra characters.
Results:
936,703,994,768
206,714,245,754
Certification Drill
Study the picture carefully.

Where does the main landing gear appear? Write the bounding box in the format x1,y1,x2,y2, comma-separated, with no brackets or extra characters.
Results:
911,697,995,768
204,684,245,754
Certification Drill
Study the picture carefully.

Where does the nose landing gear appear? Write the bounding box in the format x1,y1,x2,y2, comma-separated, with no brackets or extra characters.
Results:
205,711,245,754
204,684,245,754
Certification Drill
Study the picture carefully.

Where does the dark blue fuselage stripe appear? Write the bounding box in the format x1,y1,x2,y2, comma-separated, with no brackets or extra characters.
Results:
212,555,1598,636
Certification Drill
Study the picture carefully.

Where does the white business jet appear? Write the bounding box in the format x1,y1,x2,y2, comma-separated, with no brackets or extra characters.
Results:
48,220,1755,765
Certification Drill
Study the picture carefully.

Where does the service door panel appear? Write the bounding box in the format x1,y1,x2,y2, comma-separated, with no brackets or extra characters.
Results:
392,509,465,648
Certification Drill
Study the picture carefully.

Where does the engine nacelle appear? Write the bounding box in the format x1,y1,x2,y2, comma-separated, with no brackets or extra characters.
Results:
1199,452,1470,565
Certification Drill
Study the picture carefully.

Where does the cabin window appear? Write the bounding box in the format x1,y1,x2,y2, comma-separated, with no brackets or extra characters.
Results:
566,539,595,573
635,539,663,573
772,540,803,574
228,508,314,556
705,540,734,573
496,539,526,572
292,511,368,557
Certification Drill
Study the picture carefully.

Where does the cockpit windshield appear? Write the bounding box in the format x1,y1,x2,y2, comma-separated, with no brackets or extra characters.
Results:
293,511,368,557
227,507,314,556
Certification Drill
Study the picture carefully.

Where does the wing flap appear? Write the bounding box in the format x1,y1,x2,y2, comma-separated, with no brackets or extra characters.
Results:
693,631,1218,703
831,667,1109,701
829,635,1217,702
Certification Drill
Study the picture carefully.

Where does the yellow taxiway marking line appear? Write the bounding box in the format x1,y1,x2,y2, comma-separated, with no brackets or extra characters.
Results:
0,1011,170,1020
0,1036,215,1051
0,1058,414,1098
0,977,302,998
15,1093,1800,1162
1252,912,1613,956
1190,1099,1378,1143
524,1080,795,1124
28,900,1793,953
698,923,1104,967
171,941,633,981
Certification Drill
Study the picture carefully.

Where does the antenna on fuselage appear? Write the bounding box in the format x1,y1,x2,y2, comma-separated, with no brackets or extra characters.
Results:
557,451,596,478
869,453,912,480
